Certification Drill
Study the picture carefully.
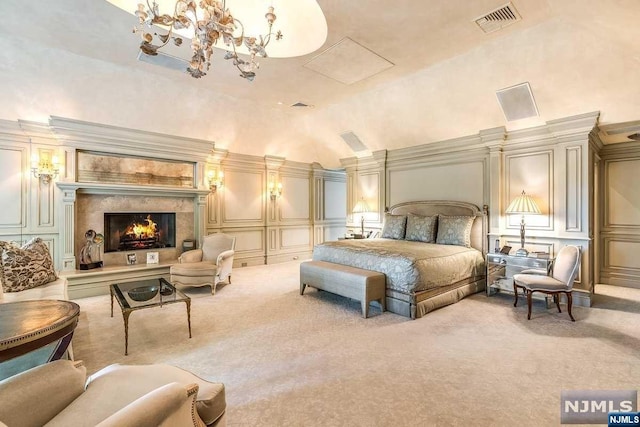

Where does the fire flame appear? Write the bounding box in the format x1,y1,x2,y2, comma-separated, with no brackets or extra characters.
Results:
125,215,158,239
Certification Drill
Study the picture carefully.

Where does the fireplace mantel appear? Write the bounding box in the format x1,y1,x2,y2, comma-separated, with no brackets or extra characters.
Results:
57,182,210,198
56,181,210,271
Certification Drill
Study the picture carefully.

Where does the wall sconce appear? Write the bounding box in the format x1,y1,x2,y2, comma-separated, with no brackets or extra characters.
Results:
268,181,283,201
207,170,224,193
31,153,60,184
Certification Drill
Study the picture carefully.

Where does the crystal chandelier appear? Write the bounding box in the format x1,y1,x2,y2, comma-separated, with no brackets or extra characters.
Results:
132,0,283,80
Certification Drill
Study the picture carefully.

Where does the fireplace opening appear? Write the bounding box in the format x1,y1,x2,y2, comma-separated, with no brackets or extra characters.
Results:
104,212,176,252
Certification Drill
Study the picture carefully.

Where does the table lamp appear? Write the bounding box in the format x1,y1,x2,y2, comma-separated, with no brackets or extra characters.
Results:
505,190,541,256
352,198,370,237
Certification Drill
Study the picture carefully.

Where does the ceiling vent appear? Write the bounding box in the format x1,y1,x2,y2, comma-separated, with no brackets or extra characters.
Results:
290,102,313,108
340,131,368,153
496,82,539,122
137,51,189,73
475,2,521,34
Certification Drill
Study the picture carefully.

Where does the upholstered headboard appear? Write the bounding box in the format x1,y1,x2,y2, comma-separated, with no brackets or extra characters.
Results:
388,200,488,254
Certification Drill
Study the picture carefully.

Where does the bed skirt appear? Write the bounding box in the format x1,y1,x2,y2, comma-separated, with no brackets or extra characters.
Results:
386,276,486,319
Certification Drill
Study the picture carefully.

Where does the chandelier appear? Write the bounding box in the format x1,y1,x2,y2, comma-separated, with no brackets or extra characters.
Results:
129,0,283,80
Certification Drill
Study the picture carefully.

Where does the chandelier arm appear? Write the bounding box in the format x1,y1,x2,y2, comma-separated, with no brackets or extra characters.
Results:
233,17,245,45
261,25,276,48
180,0,198,29
140,0,178,50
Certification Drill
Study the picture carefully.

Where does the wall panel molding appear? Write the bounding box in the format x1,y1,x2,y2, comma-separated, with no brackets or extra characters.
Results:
564,146,582,232
504,149,554,231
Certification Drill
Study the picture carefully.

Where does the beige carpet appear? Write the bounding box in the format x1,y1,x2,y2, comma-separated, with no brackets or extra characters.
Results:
71,261,640,426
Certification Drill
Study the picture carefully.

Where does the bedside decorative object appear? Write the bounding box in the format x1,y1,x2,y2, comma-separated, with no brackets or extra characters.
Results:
505,190,541,256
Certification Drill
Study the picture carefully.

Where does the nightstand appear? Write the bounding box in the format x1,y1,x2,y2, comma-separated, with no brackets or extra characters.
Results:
486,253,553,301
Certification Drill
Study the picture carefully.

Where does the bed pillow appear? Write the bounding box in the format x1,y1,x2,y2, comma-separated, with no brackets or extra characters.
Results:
405,213,438,243
436,215,475,247
0,238,58,293
381,214,407,240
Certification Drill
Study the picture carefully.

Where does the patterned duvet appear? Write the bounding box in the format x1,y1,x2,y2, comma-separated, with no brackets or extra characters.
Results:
312,238,485,294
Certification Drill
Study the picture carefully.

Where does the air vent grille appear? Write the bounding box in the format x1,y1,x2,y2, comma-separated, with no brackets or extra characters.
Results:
137,50,189,73
475,2,521,34
291,102,314,108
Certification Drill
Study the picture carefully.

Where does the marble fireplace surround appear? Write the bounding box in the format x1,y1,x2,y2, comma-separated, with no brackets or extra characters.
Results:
57,182,209,298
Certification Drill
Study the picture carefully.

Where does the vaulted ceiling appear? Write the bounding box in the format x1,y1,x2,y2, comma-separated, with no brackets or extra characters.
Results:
1,0,638,168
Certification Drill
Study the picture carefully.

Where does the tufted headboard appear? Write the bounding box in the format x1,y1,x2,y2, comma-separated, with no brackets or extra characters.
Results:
388,200,488,254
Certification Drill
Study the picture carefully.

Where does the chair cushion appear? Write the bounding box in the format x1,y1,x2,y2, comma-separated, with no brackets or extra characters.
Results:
513,274,569,291
49,364,225,427
170,262,217,277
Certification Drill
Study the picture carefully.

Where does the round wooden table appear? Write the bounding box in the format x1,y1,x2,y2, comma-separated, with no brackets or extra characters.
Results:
0,300,80,379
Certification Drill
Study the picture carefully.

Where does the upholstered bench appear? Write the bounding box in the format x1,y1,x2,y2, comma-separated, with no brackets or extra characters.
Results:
300,260,386,318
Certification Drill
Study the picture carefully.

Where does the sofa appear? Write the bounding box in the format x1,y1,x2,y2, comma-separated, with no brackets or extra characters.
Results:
0,276,68,303
0,359,226,427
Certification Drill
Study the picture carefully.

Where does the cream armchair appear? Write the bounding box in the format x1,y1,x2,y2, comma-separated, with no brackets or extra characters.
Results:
170,234,236,295
0,360,226,427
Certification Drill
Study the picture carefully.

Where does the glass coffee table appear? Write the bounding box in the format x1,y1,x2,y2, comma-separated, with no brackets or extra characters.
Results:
110,278,191,355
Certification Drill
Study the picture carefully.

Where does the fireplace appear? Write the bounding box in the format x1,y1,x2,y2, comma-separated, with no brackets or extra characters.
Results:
104,212,176,252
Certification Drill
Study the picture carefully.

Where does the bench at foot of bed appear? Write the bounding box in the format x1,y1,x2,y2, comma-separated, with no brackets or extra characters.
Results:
300,260,386,318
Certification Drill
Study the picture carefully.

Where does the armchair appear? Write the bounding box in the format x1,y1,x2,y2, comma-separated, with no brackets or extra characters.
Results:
0,360,226,427
170,234,236,295
513,245,581,321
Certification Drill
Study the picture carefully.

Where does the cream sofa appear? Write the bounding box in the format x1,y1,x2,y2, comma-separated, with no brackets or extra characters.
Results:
0,276,68,303
0,360,226,427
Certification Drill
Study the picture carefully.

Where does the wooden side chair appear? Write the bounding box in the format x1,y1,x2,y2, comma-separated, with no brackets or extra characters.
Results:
512,245,581,321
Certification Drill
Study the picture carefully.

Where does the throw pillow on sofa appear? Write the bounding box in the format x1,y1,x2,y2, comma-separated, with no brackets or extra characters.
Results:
0,238,58,293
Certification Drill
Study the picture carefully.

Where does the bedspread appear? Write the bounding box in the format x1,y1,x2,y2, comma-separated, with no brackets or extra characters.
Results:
312,238,485,294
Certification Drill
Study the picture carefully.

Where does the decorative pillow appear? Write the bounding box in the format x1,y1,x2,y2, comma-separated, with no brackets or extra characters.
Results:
405,213,438,243
436,215,475,247
0,238,58,293
381,214,407,240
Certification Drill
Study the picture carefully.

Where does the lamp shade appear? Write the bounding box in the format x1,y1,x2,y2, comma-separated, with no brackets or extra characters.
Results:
352,199,370,214
505,191,541,215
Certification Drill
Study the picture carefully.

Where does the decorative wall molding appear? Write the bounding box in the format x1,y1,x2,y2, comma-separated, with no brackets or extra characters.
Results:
599,145,640,288
341,111,600,302
564,146,582,232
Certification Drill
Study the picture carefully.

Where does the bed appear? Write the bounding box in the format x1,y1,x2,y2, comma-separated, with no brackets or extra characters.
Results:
311,200,488,319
